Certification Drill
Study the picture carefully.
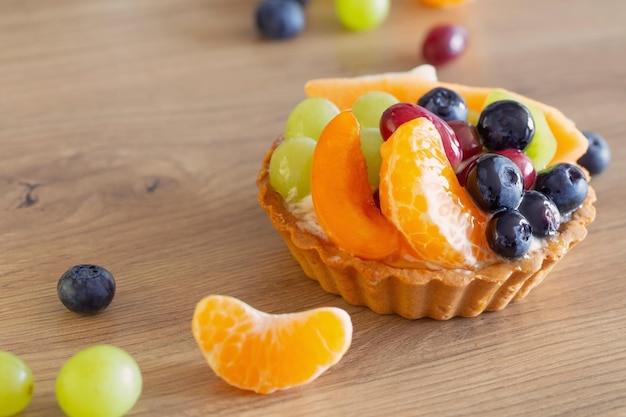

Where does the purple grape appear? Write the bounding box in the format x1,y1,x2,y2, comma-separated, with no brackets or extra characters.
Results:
422,24,469,67
447,120,482,160
57,264,116,315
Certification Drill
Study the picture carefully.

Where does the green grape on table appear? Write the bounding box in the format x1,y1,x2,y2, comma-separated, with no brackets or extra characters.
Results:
335,0,390,32
360,127,384,189
55,345,142,417
269,136,317,202
0,351,34,417
352,91,399,129
284,97,339,141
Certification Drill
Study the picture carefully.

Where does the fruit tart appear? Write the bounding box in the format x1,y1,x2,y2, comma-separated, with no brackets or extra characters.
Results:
257,65,598,320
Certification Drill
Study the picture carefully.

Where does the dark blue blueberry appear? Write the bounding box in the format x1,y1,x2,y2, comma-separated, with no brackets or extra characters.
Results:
486,209,532,259
255,0,305,40
518,190,560,237
57,264,116,315
534,163,588,215
417,87,468,121
577,130,610,175
477,100,535,151
466,153,524,213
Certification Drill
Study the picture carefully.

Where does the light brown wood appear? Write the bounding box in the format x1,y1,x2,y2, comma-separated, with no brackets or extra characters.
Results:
1,0,625,415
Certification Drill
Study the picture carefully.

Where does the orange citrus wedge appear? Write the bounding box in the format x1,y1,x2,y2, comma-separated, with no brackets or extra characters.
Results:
311,110,402,260
191,295,352,394
304,70,588,166
380,117,493,269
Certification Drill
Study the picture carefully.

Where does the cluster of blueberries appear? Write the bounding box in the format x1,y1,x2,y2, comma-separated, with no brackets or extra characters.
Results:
417,87,610,260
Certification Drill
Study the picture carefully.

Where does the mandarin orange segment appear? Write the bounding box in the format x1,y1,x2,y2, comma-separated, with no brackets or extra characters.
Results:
304,71,588,166
311,110,402,260
191,295,352,394
379,117,493,269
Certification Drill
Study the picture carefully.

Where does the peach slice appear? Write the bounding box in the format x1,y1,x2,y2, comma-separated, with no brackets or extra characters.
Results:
311,111,401,260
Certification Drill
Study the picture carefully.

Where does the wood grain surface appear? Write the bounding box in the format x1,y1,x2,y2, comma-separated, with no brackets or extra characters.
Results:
1,0,625,416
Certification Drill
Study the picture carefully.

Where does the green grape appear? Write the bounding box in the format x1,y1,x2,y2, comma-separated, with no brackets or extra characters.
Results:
0,351,34,417
335,0,390,32
352,91,399,129
360,128,384,189
284,97,339,141
55,345,142,417
269,137,317,202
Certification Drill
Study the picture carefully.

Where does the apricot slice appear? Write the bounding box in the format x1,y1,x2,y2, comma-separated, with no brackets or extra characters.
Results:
304,70,588,166
379,117,493,269
311,111,401,260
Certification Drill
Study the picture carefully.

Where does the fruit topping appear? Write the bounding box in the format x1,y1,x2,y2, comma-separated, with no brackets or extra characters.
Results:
359,127,385,189
419,0,471,7
380,102,463,168
285,97,339,141
534,163,588,215
447,120,483,160
352,91,399,129
379,117,491,268
269,137,316,201
486,209,532,259
492,148,536,190
465,154,524,213
477,100,535,151
0,351,34,417
57,264,116,315
417,87,468,121
518,190,561,238
482,89,557,170
255,0,305,40
335,0,390,32
422,24,469,67
578,130,611,175
311,111,402,260
56,345,142,417
192,295,352,394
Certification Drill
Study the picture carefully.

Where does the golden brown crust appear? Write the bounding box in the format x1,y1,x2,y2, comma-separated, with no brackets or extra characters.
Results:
257,137,597,320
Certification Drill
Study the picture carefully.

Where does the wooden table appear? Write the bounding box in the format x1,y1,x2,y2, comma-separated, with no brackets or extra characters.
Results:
1,0,625,415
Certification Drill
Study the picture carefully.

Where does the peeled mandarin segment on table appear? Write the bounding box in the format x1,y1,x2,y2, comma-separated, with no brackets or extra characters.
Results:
311,110,402,260
304,68,589,166
191,295,352,395
380,117,492,269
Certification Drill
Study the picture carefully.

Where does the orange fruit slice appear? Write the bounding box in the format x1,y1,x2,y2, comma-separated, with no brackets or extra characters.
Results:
311,110,402,260
304,69,588,167
379,117,493,269
191,295,353,394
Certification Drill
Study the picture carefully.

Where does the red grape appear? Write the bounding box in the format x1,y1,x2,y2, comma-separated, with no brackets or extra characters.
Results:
447,120,482,160
422,24,468,66
380,103,463,168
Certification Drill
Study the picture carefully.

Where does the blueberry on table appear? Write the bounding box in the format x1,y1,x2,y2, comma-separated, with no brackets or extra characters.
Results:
486,209,533,260
578,130,610,175
465,153,524,213
57,264,116,315
417,87,468,122
255,0,305,40
477,100,535,151
534,163,588,215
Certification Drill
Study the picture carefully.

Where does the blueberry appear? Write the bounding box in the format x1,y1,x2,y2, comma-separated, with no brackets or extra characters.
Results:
255,0,305,40
466,153,524,213
534,163,588,215
518,190,560,237
577,130,610,175
477,100,535,151
57,264,116,315
486,209,532,259
417,87,468,121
